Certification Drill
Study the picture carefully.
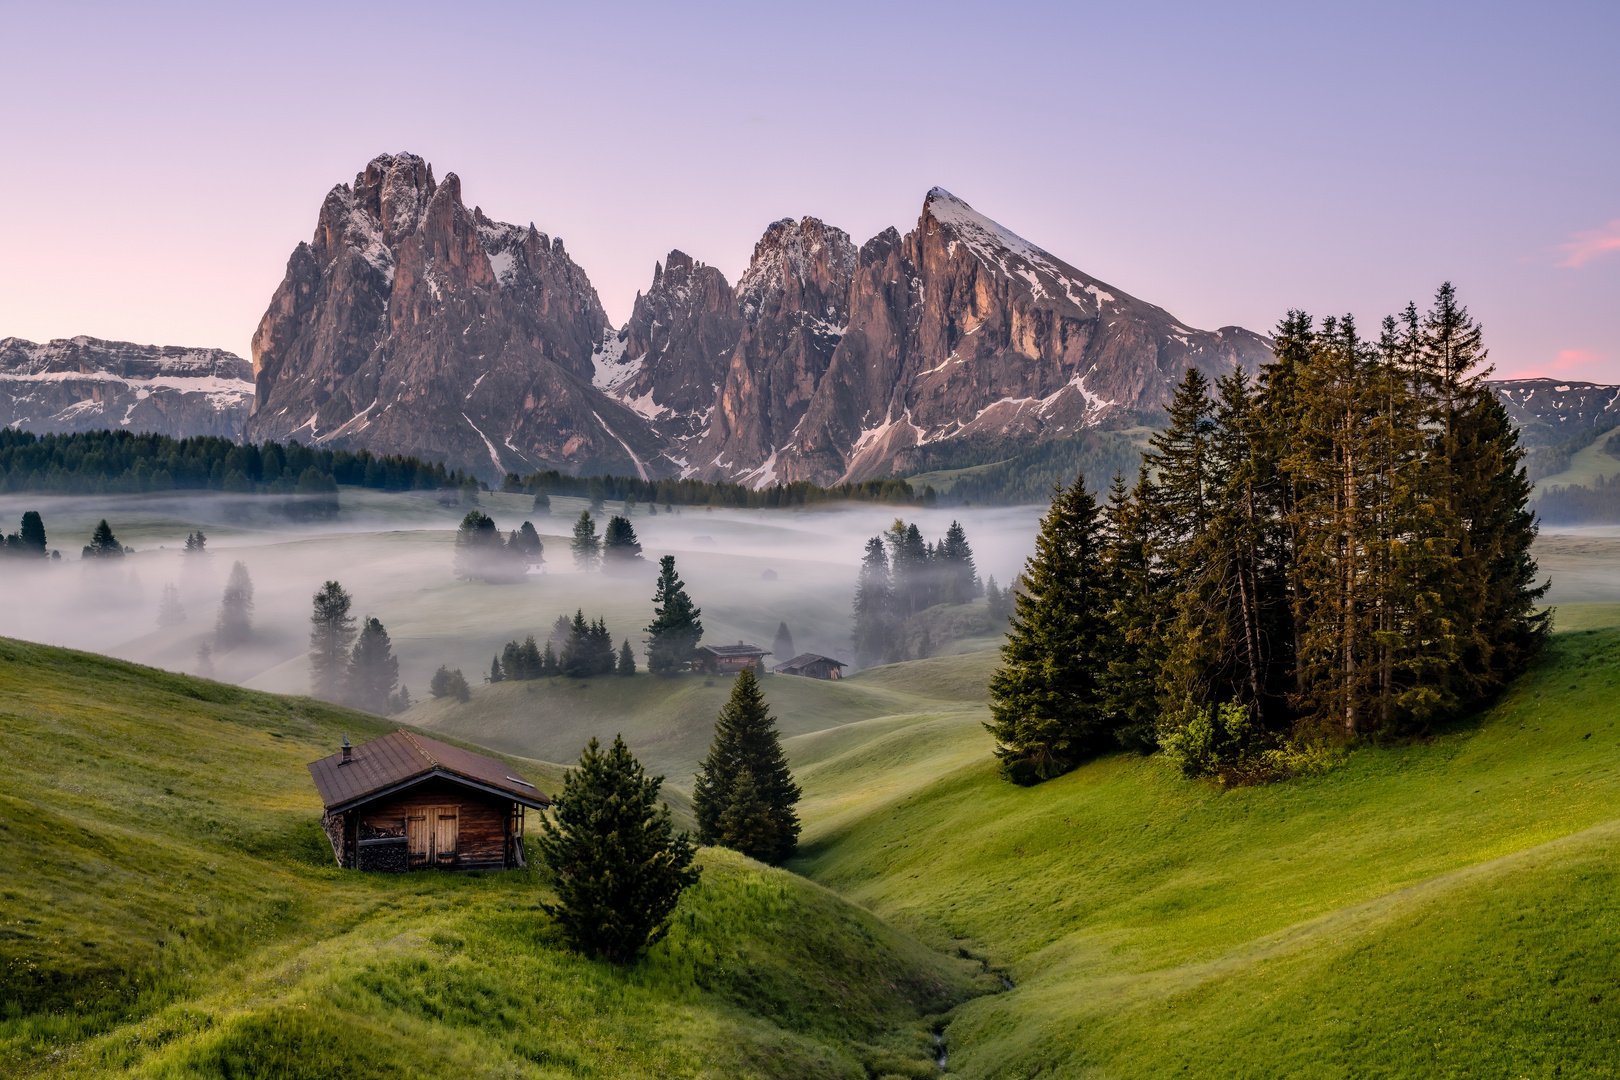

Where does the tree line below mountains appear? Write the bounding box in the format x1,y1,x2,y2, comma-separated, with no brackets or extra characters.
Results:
0,428,467,498
989,285,1547,785
506,469,930,510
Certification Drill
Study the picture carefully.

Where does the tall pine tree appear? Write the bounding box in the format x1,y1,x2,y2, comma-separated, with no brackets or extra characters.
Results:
692,667,802,863
987,474,1118,783
645,556,703,673
309,580,356,700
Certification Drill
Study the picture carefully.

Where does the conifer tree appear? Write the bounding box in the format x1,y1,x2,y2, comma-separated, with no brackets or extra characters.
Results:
562,609,593,677
692,667,801,863
429,665,470,701
542,638,559,676
83,519,124,559
196,641,215,679
618,638,637,675
347,616,400,713
772,621,795,663
987,475,1118,784
156,583,186,628
571,511,602,571
645,556,703,673
18,511,46,557
184,530,207,555
215,561,254,648
521,633,544,678
309,580,356,699
852,536,898,668
940,520,980,603
512,521,545,566
602,515,644,568
489,655,504,683
454,510,507,580
538,734,699,964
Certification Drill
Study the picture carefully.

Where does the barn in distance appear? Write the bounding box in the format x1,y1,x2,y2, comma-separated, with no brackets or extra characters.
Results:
773,653,847,679
308,731,548,871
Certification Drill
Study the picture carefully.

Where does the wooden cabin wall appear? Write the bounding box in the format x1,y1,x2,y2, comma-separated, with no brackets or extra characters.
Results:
359,777,510,870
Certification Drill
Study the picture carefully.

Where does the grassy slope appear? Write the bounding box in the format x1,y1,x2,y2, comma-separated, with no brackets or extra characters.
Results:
405,652,1002,791
793,630,1620,1078
1532,431,1620,491
0,637,981,1079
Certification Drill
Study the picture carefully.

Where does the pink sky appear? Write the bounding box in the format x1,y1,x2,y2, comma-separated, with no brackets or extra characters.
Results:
0,1,1615,381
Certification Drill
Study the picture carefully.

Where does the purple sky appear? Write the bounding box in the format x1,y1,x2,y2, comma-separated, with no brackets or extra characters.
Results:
2,1,1615,381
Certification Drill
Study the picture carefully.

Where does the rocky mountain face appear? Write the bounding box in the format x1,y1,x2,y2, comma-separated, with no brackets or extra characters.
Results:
245,152,670,479
598,188,1273,485
245,154,1274,484
1490,378,1620,441
0,336,251,439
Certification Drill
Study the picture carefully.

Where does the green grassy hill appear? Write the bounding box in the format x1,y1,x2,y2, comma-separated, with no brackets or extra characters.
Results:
791,630,1620,1078
0,637,982,1079
405,651,1002,789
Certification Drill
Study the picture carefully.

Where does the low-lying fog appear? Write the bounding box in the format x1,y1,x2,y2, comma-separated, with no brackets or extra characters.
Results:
4,488,1612,712
0,488,1047,699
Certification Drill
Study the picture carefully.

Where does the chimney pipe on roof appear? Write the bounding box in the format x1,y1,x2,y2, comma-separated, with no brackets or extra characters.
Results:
341,734,352,763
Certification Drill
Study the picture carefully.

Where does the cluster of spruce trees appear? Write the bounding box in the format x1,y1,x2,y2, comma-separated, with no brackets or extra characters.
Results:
307,581,411,714
453,512,545,582
0,511,53,559
536,664,802,964
491,610,636,680
989,286,1547,784
569,510,644,572
851,519,980,666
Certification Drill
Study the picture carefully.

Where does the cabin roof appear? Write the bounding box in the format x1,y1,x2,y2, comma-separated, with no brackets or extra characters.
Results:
308,731,549,813
774,652,848,672
695,642,770,658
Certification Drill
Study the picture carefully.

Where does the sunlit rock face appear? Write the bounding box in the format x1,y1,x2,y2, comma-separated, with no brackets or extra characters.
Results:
244,152,671,481
602,189,1273,485
0,336,252,439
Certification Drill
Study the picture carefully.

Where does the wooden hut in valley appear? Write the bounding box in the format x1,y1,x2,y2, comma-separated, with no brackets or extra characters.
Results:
773,653,848,679
694,641,770,673
307,731,548,872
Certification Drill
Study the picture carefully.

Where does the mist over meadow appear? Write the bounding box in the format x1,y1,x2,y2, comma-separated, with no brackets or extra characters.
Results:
0,488,1049,701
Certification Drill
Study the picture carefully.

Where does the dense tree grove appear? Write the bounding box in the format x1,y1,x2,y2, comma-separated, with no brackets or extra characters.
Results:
538,735,699,964
454,512,541,582
850,519,980,667
989,286,1548,784
429,665,471,702
507,468,927,509
0,428,467,496
691,668,802,863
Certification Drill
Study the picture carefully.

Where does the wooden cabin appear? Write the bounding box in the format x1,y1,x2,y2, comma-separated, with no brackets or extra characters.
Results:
307,731,549,872
694,641,770,673
773,653,848,680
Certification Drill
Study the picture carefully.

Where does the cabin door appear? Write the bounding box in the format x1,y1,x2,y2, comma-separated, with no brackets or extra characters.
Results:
406,811,430,866
432,806,458,866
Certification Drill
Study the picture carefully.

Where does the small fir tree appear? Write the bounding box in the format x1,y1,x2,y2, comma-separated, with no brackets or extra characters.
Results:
771,621,795,663
852,536,898,667
532,492,551,514
618,638,637,675
542,638,559,676
522,634,544,678
691,667,801,863
215,561,255,649
195,641,215,679
156,583,186,627
429,665,470,702
184,530,207,555
83,519,124,559
17,511,46,557
309,580,357,700
603,515,644,568
347,616,400,713
571,511,602,571
987,475,1118,784
537,735,699,964
489,655,504,683
645,555,703,674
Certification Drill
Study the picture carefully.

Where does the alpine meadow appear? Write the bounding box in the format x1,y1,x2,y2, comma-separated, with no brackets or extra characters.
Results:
5,4,1619,1072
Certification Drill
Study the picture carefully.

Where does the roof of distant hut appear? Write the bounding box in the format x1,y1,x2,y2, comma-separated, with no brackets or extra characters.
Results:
308,730,549,814
695,642,770,659
773,652,848,673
